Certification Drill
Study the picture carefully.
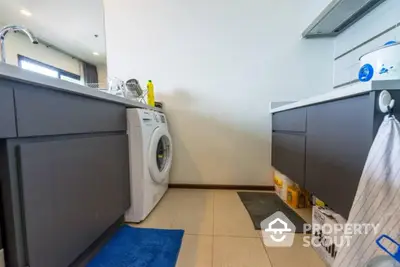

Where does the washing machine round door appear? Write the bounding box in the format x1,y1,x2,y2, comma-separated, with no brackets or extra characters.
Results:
148,127,173,184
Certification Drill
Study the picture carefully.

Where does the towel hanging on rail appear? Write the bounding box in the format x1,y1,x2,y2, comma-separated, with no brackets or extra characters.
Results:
332,115,400,267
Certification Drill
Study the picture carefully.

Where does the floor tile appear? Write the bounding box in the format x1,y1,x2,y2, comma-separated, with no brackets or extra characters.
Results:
213,190,259,237
264,234,327,267
133,189,214,235
131,189,325,266
176,235,213,267
213,236,272,267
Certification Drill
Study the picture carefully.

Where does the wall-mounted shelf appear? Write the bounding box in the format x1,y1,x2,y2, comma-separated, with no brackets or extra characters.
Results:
303,0,387,38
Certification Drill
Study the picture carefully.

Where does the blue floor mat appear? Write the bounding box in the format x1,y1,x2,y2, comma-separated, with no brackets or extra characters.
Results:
87,225,184,267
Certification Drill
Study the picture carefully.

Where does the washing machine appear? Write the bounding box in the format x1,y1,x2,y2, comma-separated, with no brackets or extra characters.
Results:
125,108,173,223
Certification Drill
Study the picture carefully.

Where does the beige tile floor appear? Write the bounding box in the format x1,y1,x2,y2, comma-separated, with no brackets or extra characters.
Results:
131,189,326,267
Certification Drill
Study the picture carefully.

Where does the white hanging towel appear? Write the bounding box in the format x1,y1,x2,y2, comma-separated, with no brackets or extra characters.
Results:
332,115,400,267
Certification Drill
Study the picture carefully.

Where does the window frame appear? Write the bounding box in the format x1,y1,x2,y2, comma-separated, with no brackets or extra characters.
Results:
17,55,81,81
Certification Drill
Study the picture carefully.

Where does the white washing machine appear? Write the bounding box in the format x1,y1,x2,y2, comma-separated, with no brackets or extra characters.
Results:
125,108,173,223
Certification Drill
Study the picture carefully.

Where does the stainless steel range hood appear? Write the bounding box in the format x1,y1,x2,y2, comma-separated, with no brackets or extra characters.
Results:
303,0,386,38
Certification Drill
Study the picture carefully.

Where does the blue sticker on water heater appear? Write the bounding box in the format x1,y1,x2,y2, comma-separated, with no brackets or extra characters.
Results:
376,235,400,263
359,64,374,82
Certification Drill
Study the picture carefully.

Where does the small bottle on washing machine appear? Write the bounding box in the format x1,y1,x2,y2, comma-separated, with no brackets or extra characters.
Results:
147,80,155,107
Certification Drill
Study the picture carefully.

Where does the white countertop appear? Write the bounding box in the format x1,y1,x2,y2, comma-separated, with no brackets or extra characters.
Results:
270,80,400,113
0,63,161,111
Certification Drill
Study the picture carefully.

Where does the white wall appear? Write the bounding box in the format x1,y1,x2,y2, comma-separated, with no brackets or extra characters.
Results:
333,0,400,87
104,0,334,185
4,32,82,76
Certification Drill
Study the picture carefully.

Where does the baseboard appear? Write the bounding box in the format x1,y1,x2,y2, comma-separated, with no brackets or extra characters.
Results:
168,184,274,191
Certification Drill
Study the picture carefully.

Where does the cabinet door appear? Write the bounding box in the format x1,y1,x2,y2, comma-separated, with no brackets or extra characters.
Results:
272,108,306,132
17,134,130,267
272,132,306,187
305,95,374,218
0,81,17,138
14,83,126,137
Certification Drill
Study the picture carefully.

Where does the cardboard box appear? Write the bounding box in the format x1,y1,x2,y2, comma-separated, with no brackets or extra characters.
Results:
273,170,293,201
311,206,347,266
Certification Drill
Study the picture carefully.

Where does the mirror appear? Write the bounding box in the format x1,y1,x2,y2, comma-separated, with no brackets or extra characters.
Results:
0,0,107,88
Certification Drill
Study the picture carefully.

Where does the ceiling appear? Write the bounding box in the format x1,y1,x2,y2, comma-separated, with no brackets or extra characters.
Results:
0,0,106,65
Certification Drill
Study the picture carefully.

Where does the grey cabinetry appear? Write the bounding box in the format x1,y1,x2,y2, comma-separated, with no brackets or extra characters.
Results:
272,90,400,219
14,83,126,137
305,95,374,218
0,78,132,267
272,107,307,187
272,133,306,187
272,108,306,132
17,135,130,267
0,81,17,138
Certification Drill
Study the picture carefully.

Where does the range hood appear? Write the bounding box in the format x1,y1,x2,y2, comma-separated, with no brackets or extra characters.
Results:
303,0,386,38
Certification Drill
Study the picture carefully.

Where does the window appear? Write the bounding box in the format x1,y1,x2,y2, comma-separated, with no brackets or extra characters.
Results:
18,55,82,84
19,59,59,78
60,74,81,84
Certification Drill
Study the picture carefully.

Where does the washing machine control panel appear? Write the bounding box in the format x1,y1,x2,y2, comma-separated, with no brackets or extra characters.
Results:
160,115,166,123
153,113,160,123
152,111,166,124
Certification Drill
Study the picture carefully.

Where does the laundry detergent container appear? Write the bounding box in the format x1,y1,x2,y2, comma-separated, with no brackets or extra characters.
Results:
359,41,400,82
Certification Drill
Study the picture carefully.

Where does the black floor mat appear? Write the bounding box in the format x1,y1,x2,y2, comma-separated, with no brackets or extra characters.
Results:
237,192,308,233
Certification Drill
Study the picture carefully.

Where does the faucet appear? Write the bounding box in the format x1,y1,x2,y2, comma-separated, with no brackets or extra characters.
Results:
0,25,38,63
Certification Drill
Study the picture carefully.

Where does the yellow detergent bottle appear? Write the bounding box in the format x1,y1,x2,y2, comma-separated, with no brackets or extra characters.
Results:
147,80,155,107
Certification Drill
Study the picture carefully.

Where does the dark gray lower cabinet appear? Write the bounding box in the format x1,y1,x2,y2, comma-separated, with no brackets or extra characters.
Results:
0,77,132,267
305,95,374,218
14,83,127,137
10,134,129,267
0,81,17,138
272,133,306,187
272,89,400,219
272,108,306,132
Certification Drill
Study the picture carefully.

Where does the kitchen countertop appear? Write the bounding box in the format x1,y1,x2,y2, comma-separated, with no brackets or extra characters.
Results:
0,63,161,111
270,79,400,113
